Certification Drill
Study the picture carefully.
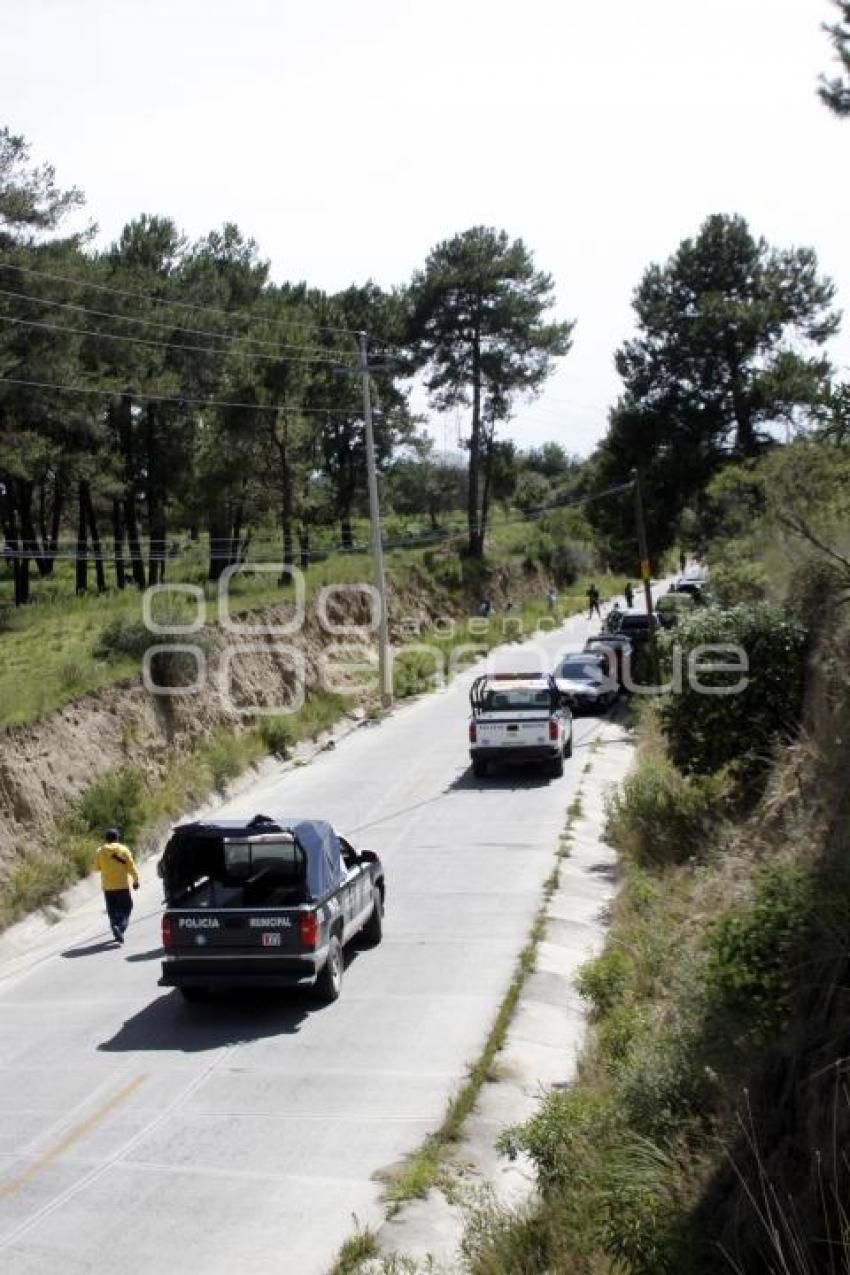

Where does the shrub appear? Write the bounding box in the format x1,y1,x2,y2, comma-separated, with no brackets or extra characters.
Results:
708,557,768,605
606,753,729,867
557,541,592,587
597,1001,647,1071
577,948,633,1017
499,1088,621,1190
659,603,808,780
77,766,146,843
258,716,294,757
93,618,153,661
393,647,441,698
618,1011,714,1140
203,731,244,791
703,862,814,1038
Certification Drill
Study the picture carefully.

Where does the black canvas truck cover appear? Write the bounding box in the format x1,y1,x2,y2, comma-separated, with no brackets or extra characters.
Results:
159,813,345,903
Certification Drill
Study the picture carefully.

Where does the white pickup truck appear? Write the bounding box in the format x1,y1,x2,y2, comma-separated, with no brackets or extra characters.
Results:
468,673,573,779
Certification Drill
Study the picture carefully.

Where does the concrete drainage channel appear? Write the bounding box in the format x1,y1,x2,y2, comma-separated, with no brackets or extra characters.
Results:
333,711,634,1274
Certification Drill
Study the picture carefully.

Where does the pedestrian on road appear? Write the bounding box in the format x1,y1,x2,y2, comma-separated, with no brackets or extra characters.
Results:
478,597,493,617
624,581,634,608
546,587,557,610
93,828,139,945
586,583,602,619
679,550,687,574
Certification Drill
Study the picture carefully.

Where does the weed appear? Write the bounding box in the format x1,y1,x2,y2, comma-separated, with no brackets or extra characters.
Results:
328,1222,380,1275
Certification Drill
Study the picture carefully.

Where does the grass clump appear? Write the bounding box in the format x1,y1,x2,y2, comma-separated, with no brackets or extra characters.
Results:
328,1224,380,1275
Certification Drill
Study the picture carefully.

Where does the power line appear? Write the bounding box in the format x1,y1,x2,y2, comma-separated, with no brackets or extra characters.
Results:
0,376,366,415
0,285,355,360
0,259,365,339
0,312,356,367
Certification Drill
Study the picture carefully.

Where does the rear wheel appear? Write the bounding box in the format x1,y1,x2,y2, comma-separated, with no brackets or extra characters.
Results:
361,888,384,945
564,731,573,759
472,756,489,779
316,935,343,1002
550,751,565,778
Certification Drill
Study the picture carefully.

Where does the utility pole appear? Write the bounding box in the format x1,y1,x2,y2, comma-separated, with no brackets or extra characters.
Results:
632,467,659,680
359,332,392,708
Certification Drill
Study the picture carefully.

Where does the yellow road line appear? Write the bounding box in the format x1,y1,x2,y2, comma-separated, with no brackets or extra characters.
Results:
0,1074,146,1200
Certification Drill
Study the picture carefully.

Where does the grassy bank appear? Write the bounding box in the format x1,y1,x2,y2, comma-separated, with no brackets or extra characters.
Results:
461,578,850,1272
0,510,612,727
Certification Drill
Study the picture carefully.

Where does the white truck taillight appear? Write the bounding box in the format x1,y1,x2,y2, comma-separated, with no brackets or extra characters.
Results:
548,719,559,741
469,722,477,743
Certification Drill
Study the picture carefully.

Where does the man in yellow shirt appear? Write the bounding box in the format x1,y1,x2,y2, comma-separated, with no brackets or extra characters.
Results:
93,828,140,945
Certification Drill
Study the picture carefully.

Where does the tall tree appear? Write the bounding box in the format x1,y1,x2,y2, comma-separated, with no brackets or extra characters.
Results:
406,227,573,557
0,127,84,245
820,1,850,115
587,214,839,568
0,128,87,602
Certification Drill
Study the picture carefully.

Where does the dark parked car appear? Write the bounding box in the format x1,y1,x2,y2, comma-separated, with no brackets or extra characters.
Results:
604,608,661,644
584,632,633,684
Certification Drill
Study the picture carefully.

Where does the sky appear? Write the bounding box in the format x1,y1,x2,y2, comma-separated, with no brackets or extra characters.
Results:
2,0,848,456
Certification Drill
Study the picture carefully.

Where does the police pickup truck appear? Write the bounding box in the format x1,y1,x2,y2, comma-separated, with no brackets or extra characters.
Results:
468,672,573,779
158,814,384,1003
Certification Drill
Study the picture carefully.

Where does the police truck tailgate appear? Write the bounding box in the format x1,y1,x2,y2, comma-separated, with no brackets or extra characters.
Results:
164,908,304,954
474,712,553,749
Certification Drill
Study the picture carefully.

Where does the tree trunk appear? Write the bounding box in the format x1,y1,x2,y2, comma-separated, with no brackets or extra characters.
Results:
125,495,146,589
112,499,126,589
35,475,61,578
1,481,28,606
81,480,106,594
467,330,483,557
75,480,88,595
208,511,227,582
17,480,42,583
229,501,244,569
479,421,496,549
41,470,64,577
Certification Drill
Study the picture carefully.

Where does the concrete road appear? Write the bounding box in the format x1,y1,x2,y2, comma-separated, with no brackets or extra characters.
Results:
0,602,644,1274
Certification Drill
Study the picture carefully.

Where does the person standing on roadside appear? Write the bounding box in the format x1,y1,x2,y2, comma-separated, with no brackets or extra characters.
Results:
93,828,139,945
624,581,634,608
586,582,602,619
679,550,687,574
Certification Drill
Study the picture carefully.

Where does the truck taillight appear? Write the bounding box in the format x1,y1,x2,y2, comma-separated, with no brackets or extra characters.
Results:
548,719,559,741
162,915,173,949
469,722,477,743
299,913,319,949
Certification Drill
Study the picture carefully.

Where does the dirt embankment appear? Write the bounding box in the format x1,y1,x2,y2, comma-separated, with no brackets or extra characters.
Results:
0,576,442,878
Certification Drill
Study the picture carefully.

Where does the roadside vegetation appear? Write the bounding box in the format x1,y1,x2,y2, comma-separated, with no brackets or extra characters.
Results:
460,430,850,1274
